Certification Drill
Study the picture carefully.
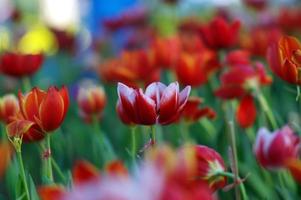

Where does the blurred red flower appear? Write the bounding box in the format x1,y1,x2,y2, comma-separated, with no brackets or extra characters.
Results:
0,142,12,179
242,0,267,10
200,17,240,50
99,50,160,87
7,86,69,142
77,83,106,123
0,52,43,77
0,94,19,124
175,51,220,87
240,27,282,57
117,82,190,125
50,28,76,54
277,7,301,33
286,159,301,185
267,35,301,85
181,97,216,122
254,126,300,169
236,95,257,128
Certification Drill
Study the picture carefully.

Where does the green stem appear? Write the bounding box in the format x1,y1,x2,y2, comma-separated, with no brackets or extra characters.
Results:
256,90,277,129
217,171,249,200
45,134,53,182
180,121,190,143
130,126,137,164
296,86,300,101
16,150,30,200
51,158,66,183
22,77,32,92
150,126,156,146
228,120,240,200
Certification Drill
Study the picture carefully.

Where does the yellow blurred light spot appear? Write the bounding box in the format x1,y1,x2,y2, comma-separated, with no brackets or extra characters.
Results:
18,25,58,55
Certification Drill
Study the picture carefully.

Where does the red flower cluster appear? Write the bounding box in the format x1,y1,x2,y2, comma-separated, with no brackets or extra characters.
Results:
7,86,69,142
117,82,191,125
0,52,43,77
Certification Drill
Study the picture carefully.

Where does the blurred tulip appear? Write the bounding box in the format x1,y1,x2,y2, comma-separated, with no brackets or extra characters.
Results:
0,94,19,124
267,35,301,85
7,86,69,142
236,95,257,128
242,0,267,10
277,7,301,33
38,185,65,200
181,97,216,122
285,159,301,185
254,126,300,169
150,36,180,68
117,82,191,125
200,17,240,50
100,50,160,87
50,28,76,53
194,145,227,191
72,160,99,185
77,83,106,122
175,52,220,87
0,52,43,77
215,62,271,99
225,50,251,67
240,27,282,57
0,141,12,178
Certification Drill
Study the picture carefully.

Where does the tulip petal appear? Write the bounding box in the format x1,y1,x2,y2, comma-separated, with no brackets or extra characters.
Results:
116,100,134,124
38,185,65,200
117,83,138,123
286,159,301,185
178,86,191,109
236,95,257,128
282,59,298,84
135,89,156,125
59,86,70,119
6,119,35,138
158,82,179,124
0,142,12,178
39,87,65,132
145,82,166,106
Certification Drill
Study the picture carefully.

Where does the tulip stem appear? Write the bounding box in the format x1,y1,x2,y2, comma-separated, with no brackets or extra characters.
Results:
130,126,137,164
216,171,248,200
16,149,30,200
150,126,156,146
228,120,240,200
45,134,54,182
256,90,277,129
22,76,32,92
296,86,300,101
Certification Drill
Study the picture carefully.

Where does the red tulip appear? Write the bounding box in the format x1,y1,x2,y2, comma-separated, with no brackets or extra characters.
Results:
77,83,106,122
72,160,99,185
100,50,160,87
0,52,43,77
0,142,12,178
215,62,272,99
243,0,267,10
194,145,227,191
50,28,76,53
225,50,251,67
38,185,65,200
200,17,240,49
181,97,216,122
267,35,301,85
175,52,220,87
117,82,191,125
277,7,301,33
0,94,19,124
254,126,300,169
236,95,257,128
6,86,69,142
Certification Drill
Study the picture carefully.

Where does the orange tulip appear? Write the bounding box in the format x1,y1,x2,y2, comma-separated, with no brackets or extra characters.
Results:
0,94,19,124
267,36,301,85
0,141,12,178
7,86,69,142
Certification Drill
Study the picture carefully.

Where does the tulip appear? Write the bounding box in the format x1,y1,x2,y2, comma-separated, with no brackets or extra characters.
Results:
175,52,220,87
194,145,227,191
38,185,65,200
236,95,257,128
116,82,191,125
0,94,19,124
277,8,301,33
7,86,69,142
285,159,301,185
99,50,160,87
77,83,106,122
267,36,301,85
254,126,300,169
181,97,216,122
0,52,43,77
225,50,251,67
242,0,267,10
0,141,12,178
200,17,240,49
72,160,99,185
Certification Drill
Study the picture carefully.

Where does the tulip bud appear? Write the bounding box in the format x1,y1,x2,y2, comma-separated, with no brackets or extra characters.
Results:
0,94,19,124
194,145,227,191
77,84,106,122
254,126,300,169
